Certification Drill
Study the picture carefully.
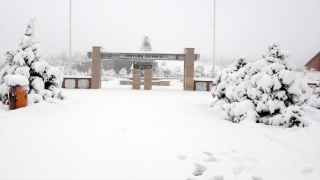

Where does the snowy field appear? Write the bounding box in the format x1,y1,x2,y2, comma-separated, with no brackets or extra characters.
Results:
0,79,319,180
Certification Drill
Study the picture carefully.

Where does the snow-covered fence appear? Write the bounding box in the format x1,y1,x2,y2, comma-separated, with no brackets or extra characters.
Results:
62,77,91,89
307,82,320,94
119,80,170,86
194,79,215,91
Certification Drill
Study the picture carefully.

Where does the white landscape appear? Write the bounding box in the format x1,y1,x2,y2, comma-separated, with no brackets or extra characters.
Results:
0,1,319,179
0,80,319,180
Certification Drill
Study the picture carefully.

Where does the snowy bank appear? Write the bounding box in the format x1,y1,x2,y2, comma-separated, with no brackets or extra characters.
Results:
0,79,319,180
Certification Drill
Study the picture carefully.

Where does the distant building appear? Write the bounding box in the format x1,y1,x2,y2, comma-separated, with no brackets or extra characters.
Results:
81,59,161,76
305,51,320,71
82,59,132,75
83,36,161,76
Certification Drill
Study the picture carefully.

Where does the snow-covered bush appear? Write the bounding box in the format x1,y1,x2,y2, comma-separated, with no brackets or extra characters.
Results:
119,67,127,77
267,106,311,128
159,68,165,77
211,43,313,127
307,87,320,109
171,66,182,78
0,18,65,104
194,63,205,78
102,69,116,81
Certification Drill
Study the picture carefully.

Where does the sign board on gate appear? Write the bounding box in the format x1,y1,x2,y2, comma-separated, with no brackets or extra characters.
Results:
87,52,200,61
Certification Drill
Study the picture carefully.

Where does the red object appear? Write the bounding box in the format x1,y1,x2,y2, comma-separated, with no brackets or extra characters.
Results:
305,52,320,71
9,86,28,110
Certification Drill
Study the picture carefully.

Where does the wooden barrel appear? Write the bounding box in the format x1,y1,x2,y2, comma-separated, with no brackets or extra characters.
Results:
9,86,28,110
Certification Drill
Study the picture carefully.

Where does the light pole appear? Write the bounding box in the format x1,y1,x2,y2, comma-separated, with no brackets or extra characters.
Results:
69,0,72,75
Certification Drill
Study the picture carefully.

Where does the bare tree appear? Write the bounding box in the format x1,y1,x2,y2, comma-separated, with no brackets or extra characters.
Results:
140,36,152,52
45,51,89,74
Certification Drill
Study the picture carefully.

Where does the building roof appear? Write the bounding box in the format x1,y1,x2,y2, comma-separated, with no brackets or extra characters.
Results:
305,51,320,66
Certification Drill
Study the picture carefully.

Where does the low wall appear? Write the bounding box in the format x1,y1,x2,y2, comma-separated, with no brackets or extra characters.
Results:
307,82,320,94
197,81,318,92
120,80,170,86
307,82,319,88
62,76,91,89
194,79,215,91
62,78,318,92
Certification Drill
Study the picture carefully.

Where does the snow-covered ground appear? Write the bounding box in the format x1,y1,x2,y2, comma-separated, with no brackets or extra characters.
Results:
0,79,319,180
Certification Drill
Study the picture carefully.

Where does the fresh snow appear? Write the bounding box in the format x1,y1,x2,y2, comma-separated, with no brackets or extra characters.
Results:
278,70,295,85
15,67,31,78
4,74,29,86
0,79,319,180
194,78,214,81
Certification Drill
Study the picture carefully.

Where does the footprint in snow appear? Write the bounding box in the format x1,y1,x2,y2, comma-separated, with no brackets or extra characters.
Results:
232,164,249,175
232,166,243,175
193,163,207,176
231,148,240,153
187,178,197,180
118,127,126,131
204,156,217,162
251,175,263,180
210,175,224,180
202,151,217,162
301,167,313,174
203,151,213,156
177,155,187,160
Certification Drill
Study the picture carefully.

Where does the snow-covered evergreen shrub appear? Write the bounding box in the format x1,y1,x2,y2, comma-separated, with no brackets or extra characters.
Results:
268,106,311,127
194,63,205,78
102,69,116,81
0,18,65,104
211,43,313,127
171,66,182,78
119,68,127,77
104,69,116,77
159,68,165,77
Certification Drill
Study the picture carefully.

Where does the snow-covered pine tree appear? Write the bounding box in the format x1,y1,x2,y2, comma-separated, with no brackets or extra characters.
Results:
211,43,312,127
119,67,127,77
194,63,205,78
208,63,221,78
102,69,116,81
159,68,164,77
0,18,64,104
211,56,250,102
104,69,116,77
171,66,182,78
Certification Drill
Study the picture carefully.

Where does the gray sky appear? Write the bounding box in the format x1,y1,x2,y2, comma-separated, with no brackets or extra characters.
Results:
0,0,319,68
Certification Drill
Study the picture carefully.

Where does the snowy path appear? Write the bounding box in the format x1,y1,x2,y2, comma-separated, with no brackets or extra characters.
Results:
0,80,319,180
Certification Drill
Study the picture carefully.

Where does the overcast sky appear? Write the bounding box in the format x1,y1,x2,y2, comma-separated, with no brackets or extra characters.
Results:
0,0,319,68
